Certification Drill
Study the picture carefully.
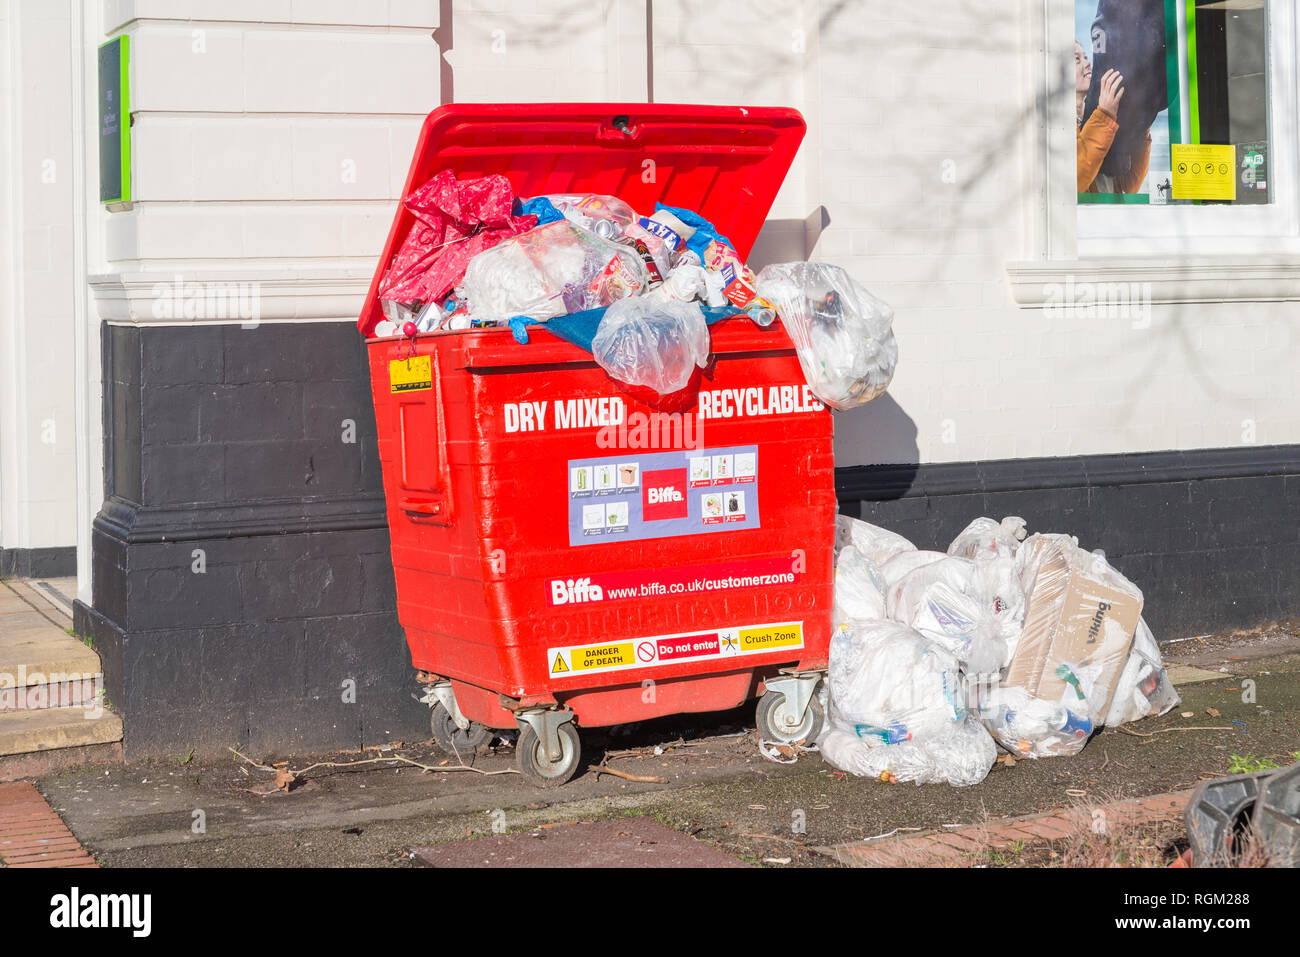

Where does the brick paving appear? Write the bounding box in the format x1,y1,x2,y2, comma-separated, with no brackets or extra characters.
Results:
819,789,1191,867
0,781,97,868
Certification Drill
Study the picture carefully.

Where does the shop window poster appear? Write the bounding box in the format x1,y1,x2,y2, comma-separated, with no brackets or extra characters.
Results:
1076,0,1271,207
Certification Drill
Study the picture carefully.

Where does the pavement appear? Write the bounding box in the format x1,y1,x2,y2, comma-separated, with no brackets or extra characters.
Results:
24,622,1300,868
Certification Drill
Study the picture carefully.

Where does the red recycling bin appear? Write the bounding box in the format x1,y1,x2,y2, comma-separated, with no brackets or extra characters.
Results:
358,104,836,784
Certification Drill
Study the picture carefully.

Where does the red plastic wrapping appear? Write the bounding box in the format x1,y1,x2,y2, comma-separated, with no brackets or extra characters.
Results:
378,169,537,306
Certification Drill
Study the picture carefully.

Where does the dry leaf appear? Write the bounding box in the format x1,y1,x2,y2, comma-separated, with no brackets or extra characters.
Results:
1206,707,1221,718
274,768,296,792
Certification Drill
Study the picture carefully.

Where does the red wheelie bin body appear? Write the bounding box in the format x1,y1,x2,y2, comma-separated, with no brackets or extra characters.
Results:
357,104,835,732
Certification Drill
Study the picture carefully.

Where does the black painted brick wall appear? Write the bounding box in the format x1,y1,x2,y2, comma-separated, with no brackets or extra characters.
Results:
837,456,1300,638
90,323,426,758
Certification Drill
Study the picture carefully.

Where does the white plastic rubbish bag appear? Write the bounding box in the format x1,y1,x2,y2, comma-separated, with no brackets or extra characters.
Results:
833,545,887,626
834,514,916,566
755,262,897,411
591,298,710,396
825,621,966,745
820,714,996,787
878,549,947,590
1103,617,1181,727
884,555,1012,671
460,220,648,322
948,515,1027,560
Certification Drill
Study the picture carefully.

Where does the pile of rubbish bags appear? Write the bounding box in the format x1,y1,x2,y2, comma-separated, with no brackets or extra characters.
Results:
821,514,1181,787
375,172,896,408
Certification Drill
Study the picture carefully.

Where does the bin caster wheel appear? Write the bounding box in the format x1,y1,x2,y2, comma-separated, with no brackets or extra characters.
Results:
756,687,824,745
516,722,581,787
429,702,493,765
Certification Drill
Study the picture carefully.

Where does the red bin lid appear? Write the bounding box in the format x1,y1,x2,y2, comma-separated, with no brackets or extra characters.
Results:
358,102,806,336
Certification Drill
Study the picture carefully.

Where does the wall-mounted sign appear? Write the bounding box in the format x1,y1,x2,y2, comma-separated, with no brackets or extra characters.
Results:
98,35,131,204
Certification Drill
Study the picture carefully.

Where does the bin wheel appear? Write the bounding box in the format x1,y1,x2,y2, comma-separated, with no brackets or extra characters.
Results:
429,703,494,765
516,721,581,787
756,687,824,745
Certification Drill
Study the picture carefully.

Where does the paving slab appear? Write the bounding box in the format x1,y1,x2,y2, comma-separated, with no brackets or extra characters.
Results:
1166,664,1232,685
412,817,752,868
0,707,122,757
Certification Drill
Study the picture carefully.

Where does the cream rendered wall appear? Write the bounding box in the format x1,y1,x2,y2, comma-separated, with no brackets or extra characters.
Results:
0,0,80,555
815,0,1300,467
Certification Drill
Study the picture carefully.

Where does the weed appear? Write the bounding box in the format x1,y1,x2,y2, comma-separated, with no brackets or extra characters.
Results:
1228,754,1281,774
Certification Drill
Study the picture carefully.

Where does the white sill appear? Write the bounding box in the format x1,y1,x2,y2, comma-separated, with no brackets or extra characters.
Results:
1004,255,1300,307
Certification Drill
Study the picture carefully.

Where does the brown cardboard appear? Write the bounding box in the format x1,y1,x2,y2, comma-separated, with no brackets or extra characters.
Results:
1007,536,1142,719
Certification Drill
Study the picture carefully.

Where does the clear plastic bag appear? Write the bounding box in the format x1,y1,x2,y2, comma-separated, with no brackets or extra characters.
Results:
948,515,1027,559
826,620,966,745
542,194,638,241
834,514,916,566
460,220,649,323
833,545,887,626
1103,617,1181,727
755,262,897,411
983,533,1145,758
820,714,996,787
591,298,709,396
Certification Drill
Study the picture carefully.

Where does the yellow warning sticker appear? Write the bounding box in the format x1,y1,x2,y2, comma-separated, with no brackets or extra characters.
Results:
1171,144,1237,201
389,355,432,394
547,621,803,679
738,623,803,652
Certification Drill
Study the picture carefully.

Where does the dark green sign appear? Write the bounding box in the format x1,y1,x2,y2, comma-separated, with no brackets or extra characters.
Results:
98,35,131,204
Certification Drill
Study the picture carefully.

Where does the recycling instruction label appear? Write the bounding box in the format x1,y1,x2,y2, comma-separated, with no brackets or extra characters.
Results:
548,621,803,679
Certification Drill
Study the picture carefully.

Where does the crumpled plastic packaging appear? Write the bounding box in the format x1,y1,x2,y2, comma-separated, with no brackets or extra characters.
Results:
1104,617,1181,726
380,170,537,306
591,298,710,396
756,262,898,411
834,514,917,567
460,220,649,323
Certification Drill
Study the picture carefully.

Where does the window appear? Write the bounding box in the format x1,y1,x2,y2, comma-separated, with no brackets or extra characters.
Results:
1073,0,1298,254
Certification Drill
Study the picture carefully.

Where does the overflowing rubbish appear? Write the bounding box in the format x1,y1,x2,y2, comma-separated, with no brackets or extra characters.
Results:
592,298,710,396
821,514,1180,786
372,170,895,407
755,262,898,411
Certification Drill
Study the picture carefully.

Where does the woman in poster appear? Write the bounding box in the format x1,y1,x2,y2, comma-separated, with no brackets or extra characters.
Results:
1076,39,1151,194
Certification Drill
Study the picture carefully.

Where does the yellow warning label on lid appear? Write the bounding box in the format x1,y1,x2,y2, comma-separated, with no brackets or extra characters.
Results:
389,355,432,393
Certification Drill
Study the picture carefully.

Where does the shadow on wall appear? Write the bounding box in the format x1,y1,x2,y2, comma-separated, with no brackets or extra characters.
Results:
832,391,920,477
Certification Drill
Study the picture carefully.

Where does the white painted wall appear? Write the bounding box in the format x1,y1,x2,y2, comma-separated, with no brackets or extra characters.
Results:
0,0,80,555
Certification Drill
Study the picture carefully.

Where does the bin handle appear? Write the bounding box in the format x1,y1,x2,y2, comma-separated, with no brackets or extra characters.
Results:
399,496,447,522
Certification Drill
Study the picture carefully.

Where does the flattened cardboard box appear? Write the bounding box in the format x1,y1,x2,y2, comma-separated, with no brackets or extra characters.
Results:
1007,537,1142,718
